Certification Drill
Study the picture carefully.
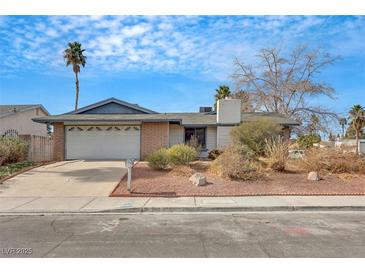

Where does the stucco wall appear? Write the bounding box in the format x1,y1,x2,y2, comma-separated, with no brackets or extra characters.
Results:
0,108,48,136
206,127,217,151
141,122,169,160
217,126,234,148
169,124,184,146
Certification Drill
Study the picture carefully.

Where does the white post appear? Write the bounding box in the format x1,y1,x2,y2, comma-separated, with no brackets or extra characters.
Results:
127,166,132,192
126,159,134,193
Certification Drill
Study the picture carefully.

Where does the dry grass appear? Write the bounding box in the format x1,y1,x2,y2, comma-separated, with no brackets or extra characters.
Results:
300,148,365,174
169,165,195,177
264,137,289,172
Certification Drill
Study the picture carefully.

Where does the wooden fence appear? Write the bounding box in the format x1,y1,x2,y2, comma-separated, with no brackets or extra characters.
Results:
19,135,53,162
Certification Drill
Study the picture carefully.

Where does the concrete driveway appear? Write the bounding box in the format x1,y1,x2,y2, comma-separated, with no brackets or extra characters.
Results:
0,161,127,197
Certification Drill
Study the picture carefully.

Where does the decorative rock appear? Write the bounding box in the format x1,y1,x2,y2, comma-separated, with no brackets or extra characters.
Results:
307,171,320,181
189,173,207,186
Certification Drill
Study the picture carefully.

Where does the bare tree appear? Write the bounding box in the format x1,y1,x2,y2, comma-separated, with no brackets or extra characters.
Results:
231,90,254,112
232,45,339,133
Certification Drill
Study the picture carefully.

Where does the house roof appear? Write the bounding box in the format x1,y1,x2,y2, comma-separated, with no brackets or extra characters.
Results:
0,104,50,118
33,112,217,126
33,111,299,126
32,97,299,126
66,97,157,114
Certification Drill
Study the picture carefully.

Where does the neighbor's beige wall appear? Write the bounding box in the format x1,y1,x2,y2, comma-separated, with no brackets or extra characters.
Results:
53,122,65,161
141,122,169,160
0,108,48,136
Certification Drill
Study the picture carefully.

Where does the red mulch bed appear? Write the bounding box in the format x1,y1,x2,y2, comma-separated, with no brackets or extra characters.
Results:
110,162,365,197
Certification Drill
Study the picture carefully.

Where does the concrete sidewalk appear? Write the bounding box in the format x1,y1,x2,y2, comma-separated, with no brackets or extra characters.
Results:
0,195,364,213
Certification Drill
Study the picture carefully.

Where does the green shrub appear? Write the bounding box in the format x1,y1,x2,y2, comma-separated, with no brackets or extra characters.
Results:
210,145,263,181
296,134,321,149
0,160,34,179
168,144,197,165
264,136,289,172
208,149,223,160
0,140,10,166
0,137,29,165
147,148,170,170
230,119,282,156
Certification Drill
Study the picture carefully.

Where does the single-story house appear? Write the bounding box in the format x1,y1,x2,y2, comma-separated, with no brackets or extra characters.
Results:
33,97,299,161
0,104,50,137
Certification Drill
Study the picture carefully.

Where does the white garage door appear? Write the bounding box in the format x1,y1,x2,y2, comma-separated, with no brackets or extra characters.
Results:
65,125,140,160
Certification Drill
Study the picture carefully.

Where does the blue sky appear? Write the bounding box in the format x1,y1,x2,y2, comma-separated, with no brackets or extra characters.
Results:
0,16,364,116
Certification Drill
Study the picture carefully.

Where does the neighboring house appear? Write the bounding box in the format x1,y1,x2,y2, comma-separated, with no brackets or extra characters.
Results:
33,97,299,161
335,138,365,154
0,104,50,137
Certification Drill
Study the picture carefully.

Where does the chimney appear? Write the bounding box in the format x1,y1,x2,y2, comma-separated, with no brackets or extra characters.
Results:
216,99,241,124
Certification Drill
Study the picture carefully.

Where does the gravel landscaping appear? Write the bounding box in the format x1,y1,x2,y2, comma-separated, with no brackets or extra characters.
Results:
110,162,365,197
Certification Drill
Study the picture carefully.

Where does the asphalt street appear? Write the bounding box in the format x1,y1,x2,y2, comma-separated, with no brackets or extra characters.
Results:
0,212,364,257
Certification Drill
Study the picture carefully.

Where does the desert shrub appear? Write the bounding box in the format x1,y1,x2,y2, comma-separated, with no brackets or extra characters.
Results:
210,145,263,181
208,149,223,160
296,134,321,149
300,148,365,174
231,119,282,156
0,140,10,166
264,136,289,172
0,137,28,165
168,144,197,165
147,148,170,170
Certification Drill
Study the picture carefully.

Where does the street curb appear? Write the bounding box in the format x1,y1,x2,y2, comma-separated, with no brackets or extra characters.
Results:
2,205,365,214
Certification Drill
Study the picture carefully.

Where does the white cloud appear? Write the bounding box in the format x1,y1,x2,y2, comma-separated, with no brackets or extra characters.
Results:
122,23,150,37
0,16,364,80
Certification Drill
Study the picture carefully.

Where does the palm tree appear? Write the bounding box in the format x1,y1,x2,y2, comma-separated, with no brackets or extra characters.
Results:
214,85,231,109
349,104,365,155
63,42,87,111
339,117,347,138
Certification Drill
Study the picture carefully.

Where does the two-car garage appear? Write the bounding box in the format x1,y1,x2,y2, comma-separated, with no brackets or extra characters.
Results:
65,125,141,160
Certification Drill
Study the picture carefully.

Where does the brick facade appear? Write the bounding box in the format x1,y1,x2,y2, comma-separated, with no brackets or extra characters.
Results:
141,122,169,160
53,122,65,161
282,126,291,140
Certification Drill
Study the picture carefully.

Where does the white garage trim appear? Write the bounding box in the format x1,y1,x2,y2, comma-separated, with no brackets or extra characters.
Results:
65,125,140,160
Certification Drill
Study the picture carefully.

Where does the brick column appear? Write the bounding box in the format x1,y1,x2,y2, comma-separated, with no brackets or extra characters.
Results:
141,122,169,160
53,122,65,161
282,126,291,141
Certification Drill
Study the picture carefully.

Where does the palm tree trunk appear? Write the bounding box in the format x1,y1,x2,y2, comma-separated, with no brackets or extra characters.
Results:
355,131,359,155
74,72,79,111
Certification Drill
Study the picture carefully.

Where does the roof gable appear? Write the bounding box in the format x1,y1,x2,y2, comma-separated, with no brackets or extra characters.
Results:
67,98,157,115
0,104,49,118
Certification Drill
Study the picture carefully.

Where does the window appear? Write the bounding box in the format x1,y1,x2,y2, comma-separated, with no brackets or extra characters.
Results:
185,127,206,148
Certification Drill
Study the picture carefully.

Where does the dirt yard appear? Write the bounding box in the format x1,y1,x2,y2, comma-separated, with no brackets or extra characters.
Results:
110,161,365,197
